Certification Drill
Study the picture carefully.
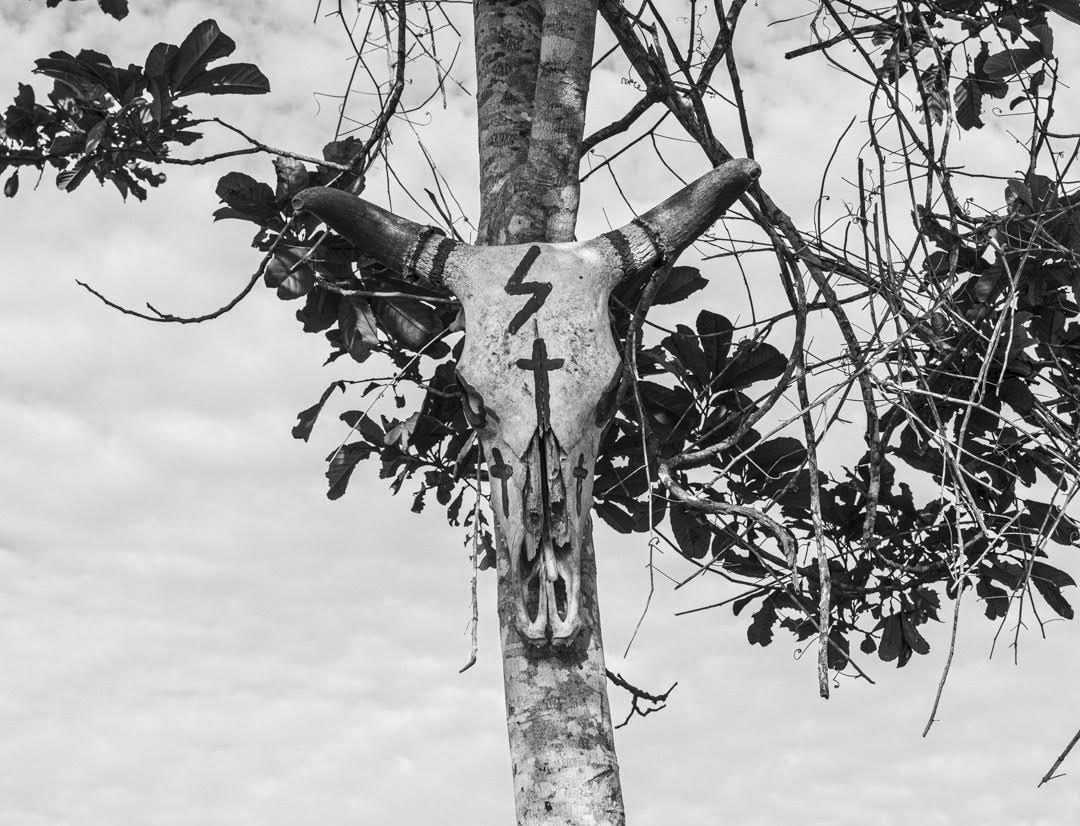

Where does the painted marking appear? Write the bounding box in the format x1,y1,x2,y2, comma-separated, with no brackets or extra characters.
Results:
573,452,589,512
504,245,551,335
489,447,514,517
515,336,564,432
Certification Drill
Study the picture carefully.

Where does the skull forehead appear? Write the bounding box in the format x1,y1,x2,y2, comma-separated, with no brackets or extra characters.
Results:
456,242,621,458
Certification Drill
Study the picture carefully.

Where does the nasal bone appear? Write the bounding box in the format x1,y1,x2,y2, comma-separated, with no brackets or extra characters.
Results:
543,544,559,582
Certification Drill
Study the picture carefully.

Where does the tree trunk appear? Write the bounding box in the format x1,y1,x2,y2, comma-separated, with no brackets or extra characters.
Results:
474,0,626,822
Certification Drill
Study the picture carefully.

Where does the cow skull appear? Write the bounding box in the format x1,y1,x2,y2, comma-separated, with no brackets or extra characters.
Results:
294,159,760,651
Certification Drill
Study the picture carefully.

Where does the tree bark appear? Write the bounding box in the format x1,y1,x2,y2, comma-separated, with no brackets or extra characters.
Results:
473,0,625,822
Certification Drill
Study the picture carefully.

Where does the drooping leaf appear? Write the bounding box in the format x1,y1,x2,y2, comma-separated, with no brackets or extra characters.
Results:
292,381,346,442
1031,561,1075,619
338,294,379,363
325,442,371,500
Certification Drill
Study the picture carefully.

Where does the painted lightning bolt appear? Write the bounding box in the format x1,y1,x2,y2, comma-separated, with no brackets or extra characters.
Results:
503,245,552,335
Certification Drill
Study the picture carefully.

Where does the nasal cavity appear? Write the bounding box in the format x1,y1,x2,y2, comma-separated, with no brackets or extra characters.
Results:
552,576,568,621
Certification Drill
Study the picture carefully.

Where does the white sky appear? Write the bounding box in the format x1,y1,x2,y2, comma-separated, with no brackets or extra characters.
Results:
2,2,1080,824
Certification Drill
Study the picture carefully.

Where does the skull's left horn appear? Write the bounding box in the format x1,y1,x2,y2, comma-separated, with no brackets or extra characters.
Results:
293,187,467,289
590,158,760,282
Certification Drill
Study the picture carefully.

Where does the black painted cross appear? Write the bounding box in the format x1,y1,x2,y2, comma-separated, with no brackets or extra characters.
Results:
573,452,589,513
489,447,514,517
515,335,564,432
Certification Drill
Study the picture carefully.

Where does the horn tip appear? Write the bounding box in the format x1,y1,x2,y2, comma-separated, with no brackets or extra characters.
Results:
725,158,761,182
291,186,331,214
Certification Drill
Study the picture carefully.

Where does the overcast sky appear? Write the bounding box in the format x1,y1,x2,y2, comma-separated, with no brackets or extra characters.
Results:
2,2,1080,824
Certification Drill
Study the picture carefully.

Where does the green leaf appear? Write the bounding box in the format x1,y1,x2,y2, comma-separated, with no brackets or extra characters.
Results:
176,63,270,97
654,266,708,305
171,20,237,93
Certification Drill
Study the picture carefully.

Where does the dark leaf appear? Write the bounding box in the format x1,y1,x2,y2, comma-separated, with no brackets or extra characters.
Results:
296,288,341,333
654,266,708,305
176,63,270,97
668,501,712,558
373,296,445,353
718,343,787,389
339,294,380,362
292,381,345,442
977,575,1011,619
878,614,903,662
97,0,128,19
1031,563,1075,619
144,42,178,82
595,500,636,533
982,48,1042,79
999,377,1035,414
325,443,370,500
1042,0,1080,26
263,247,316,300
339,410,385,445
171,20,237,93
661,324,708,386
696,310,733,378
826,627,850,670
747,597,778,646
215,171,278,221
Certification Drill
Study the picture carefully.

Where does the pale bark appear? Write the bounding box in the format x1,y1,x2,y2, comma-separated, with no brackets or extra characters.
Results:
473,0,626,823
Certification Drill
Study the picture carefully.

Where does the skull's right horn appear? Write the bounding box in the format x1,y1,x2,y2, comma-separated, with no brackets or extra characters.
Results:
589,158,760,282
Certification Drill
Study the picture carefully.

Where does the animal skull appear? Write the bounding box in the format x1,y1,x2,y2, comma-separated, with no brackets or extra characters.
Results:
294,159,760,650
